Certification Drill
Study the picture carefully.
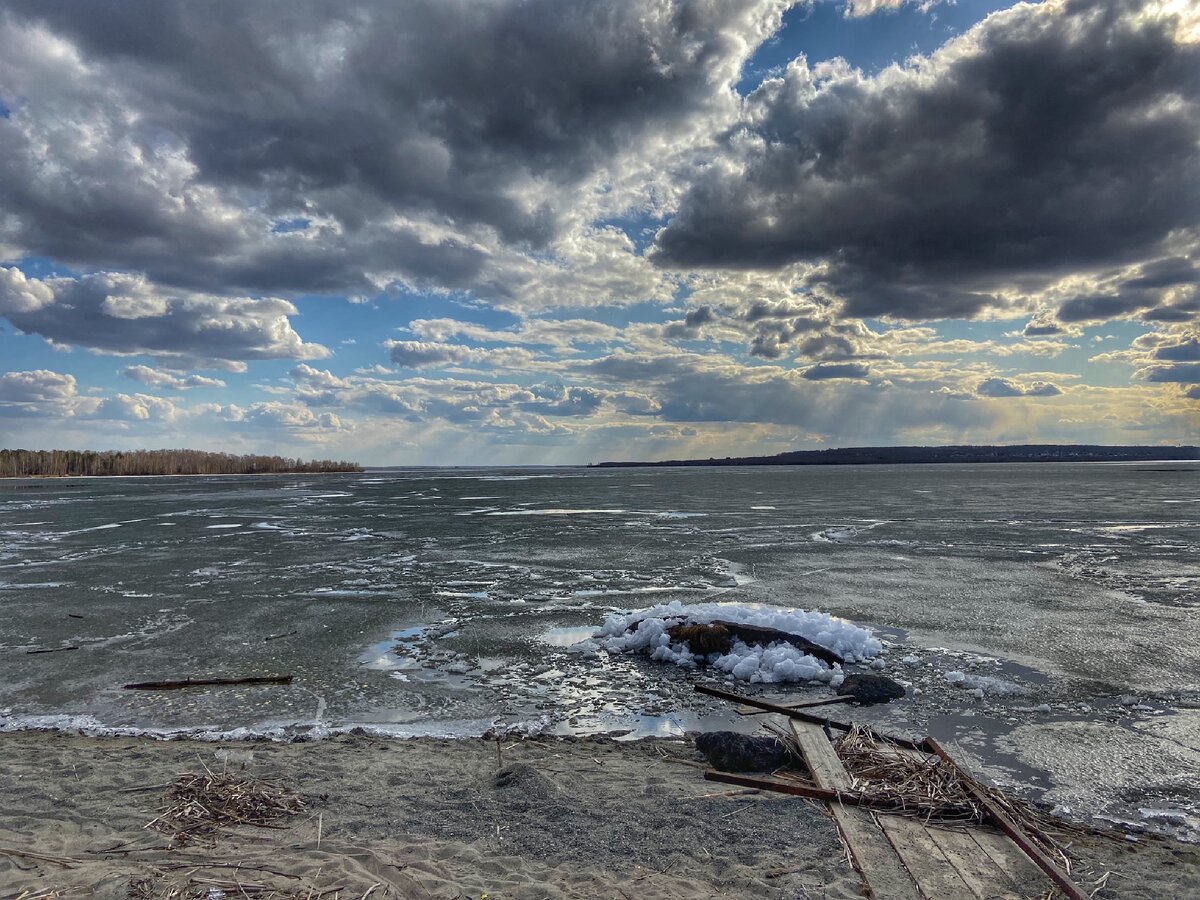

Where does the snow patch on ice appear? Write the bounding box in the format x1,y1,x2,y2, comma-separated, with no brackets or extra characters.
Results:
590,600,880,685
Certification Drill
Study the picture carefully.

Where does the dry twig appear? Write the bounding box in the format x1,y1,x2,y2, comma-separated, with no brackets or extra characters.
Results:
146,771,306,841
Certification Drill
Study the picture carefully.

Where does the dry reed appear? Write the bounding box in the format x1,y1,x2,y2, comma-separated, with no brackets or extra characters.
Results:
835,724,1105,856
147,769,306,840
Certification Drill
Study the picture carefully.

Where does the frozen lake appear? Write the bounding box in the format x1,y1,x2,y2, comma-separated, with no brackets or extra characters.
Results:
1,462,1198,839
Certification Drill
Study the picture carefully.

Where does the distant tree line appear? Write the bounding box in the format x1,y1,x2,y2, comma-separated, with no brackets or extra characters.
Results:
592,444,1200,468
0,449,362,477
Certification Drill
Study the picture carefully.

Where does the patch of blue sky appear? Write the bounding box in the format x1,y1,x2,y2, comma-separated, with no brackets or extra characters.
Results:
739,0,1015,93
3,255,80,279
593,212,669,254
0,327,123,393
270,217,311,234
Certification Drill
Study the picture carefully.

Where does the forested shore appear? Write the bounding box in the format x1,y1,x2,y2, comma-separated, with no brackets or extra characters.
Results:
0,449,361,477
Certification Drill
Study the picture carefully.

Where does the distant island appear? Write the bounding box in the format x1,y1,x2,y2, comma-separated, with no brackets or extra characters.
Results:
590,444,1200,468
0,449,362,478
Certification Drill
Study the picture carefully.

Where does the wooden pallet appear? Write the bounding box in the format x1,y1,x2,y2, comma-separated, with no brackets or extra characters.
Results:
791,720,1051,899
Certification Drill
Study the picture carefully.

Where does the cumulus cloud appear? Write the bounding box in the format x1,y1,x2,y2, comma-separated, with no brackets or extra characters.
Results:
122,365,226,390
1140,363,1200,383
407,316,620,351
0,369,77,404
218,400,350,434
1153,338,1200,361
976,377,1064,398
662,305,719,339
289,364,351,390
1022,320,1070,337
86,393,180,422
0,369,189,422
0,268,329,365
654,0,1200,321
844,0,944,16
384,340,537,370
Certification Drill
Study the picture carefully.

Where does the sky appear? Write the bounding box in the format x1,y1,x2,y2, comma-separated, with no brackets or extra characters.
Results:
0,0,1197,466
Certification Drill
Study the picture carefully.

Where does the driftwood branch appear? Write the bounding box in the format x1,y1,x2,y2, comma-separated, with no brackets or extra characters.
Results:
736,695,853,715
704,770,934,814
123,675,293,690
695,684,925,751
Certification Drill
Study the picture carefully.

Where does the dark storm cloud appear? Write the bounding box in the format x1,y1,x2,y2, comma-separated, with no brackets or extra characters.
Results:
1155,339,1200,361
802,362,869,380
1023,321,1067,337
1142,363,1200,383
662,305,719,339
0,0,783,296
1056,294,1155,324
653,0,1200,320
1056,258,1200,324
1123,256,1199,290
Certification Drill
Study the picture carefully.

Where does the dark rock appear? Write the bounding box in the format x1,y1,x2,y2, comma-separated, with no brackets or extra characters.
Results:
837,674,906,704
695,731,790,771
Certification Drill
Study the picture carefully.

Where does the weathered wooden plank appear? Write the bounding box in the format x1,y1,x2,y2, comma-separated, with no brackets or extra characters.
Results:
875,815,978,900
856,741,1001,899
927,826,1023,899
889,743,1051,899
791,721,923,900
969,828,1054,897
793,722,854,790
924,737,1088,900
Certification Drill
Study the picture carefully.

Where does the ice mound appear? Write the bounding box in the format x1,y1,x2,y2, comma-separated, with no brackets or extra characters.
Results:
592,600,882,685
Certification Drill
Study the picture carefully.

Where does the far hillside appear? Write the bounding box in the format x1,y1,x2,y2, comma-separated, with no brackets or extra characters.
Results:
0,449,362,478
591,444,1200,468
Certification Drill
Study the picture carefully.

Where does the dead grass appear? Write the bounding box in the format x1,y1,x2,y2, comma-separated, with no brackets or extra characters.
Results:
147,768,306,841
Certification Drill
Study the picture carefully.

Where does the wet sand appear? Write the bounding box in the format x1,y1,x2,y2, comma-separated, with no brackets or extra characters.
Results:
2,730,1199,899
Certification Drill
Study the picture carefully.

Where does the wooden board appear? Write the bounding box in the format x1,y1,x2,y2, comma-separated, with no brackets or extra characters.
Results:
888,743,1053,899
970,827,1056,897
874,815,978,900
791,720,923,900
927,826,1024,899
791,720,1059,900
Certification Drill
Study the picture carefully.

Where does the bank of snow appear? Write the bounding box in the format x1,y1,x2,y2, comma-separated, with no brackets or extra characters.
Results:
588,601,882,685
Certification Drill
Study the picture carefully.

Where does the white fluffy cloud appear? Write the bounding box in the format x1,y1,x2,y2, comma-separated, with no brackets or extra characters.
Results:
122,365,226,390
0,268,328,365
0,369,77,404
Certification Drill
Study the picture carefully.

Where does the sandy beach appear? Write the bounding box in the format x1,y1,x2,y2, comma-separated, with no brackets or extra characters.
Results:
2,730,1198,900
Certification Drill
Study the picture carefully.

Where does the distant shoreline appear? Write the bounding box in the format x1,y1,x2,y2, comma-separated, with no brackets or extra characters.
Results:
0,470,359,481
0,448,361,479
591,444,1200,468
